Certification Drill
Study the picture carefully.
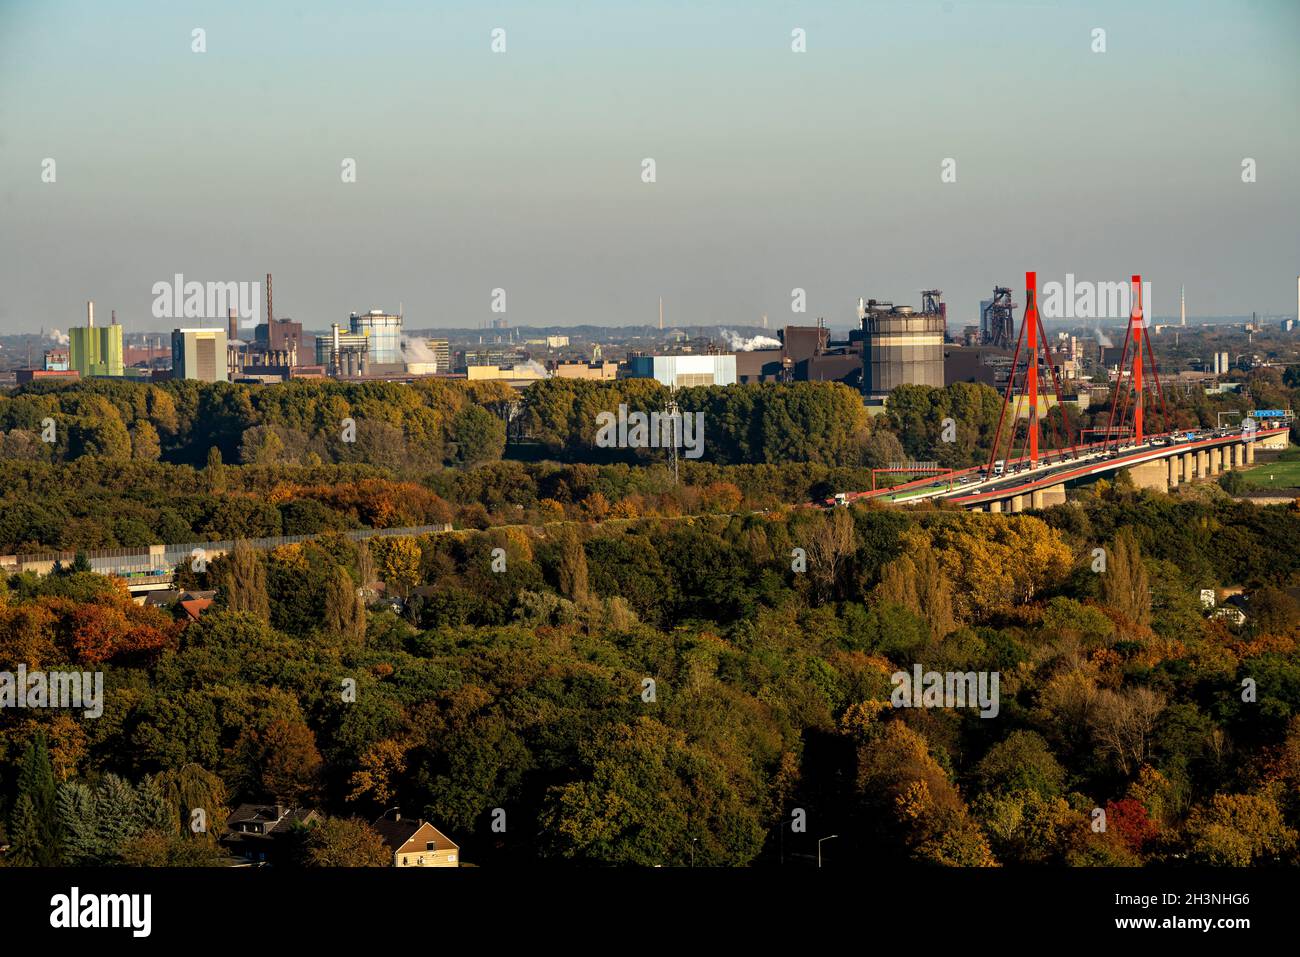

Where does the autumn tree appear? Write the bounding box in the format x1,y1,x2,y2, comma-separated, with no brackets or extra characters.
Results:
222,539,270,619
254,718,323,805
804,507,856,604
302,817,392,867
874,540,956,639
130,420,161,461
1186,792,1297,865
324,564,366,642
154,763,230,845
1099,527,1151,629
372,535,421,596
1089,686,1165,776
554,526,589,603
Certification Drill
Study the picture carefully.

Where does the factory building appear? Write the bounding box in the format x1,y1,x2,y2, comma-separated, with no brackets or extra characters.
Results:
316,323,370,376
552,361,619,380
626,354,737,388
860,291,946,398
172,328,229,382
350,310,403,366
255,317,305,363
68,301,124,377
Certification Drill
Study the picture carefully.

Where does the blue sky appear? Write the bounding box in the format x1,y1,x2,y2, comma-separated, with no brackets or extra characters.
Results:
1,0,1297,334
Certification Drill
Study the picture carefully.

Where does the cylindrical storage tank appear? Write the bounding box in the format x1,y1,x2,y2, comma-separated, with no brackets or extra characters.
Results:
349,311,402,365
863,313,945,397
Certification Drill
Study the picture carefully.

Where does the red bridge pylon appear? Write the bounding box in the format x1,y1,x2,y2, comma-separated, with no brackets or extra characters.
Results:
987,271,1079,473
1101,275,1170,449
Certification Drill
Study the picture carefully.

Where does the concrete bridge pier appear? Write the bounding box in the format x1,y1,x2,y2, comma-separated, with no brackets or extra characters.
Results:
1168,456,1180,489
1246,441,1255,465
1010,495,1025,513
1232,444,1244,468
989,500,1003,513
1195,449,1207,479
1129,460,1170,492
1183,452,1194,483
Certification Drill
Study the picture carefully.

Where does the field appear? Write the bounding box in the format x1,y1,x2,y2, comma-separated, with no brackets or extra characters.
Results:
1242,444,1300,489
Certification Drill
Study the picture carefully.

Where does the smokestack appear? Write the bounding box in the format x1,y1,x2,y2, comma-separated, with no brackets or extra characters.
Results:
228,307,238,342
659,297,663,331
87,300,94,328
266,273,273,326
111,310,117,326
1180,285,1186,327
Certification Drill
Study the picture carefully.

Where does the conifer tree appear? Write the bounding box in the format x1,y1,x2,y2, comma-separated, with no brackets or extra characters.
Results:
9,731,61,866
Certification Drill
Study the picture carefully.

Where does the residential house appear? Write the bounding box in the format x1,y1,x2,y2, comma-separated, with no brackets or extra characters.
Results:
220,803,320,866
371,810,460,867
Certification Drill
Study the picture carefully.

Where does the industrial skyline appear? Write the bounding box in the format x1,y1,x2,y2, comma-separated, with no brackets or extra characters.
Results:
1,0,1298,333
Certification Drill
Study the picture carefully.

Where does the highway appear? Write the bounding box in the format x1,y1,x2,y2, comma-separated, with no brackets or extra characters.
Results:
831,425,1290,509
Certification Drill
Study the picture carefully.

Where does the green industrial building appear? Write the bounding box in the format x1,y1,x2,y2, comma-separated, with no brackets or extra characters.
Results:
68,301,124,377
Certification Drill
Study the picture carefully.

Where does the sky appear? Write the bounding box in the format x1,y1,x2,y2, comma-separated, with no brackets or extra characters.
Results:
1,0,1297,336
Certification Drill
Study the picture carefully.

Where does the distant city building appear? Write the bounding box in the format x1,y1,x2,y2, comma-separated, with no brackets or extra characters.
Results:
465,364,545,385
627,354,737,388
171,328,229,382
43,349,69,371
68,301,124,377
16,368,79,384
429,338,451,373
545,335,570,349
944,344,1012,390
552,361,618,380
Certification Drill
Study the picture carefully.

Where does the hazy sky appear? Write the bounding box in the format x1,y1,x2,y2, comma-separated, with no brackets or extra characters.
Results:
1,0,1297,335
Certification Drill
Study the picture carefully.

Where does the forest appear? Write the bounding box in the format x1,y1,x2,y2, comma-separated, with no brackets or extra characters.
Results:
3,484,1300,866
1,372,1297,554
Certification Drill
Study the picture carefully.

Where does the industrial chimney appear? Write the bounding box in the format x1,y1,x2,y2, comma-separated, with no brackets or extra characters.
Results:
87,300,94,328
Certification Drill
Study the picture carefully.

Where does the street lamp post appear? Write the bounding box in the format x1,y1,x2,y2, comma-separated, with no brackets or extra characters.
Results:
818,834,838,869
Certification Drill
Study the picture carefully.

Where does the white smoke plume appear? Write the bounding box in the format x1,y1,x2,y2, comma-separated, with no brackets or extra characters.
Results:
401,335,438,363
718,329,781,352
514,359,549,377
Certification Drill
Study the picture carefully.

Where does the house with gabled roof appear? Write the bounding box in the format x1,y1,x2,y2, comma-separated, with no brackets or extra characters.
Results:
371,810,459,867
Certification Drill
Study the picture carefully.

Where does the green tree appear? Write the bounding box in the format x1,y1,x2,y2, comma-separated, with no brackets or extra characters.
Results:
554,526,589,603
222,539,270,618
9,730,62,865
324,564,367,642
205,445,226,493
1099,527,1151,628
448,404,506,466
